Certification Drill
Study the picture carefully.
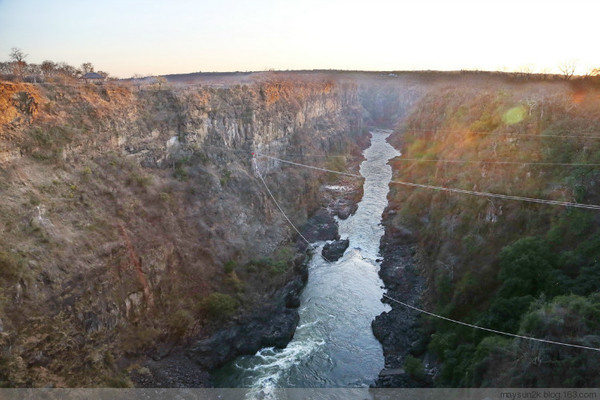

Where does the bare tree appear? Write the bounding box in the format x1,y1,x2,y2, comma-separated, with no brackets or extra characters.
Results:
9,47,27,79
131,73,144,90
81,62,94,74
55,62,80,82
41,60,56,77
9,47,27,63
558,60,577,80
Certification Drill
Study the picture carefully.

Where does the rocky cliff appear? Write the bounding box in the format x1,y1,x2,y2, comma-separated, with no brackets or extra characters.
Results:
378,76,600,387
0,76,364,387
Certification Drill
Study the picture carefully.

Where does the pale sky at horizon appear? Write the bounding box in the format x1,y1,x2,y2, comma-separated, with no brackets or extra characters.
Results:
0,0,598,78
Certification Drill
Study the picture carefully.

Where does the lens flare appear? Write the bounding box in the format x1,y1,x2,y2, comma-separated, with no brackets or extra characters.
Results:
502,106,526,125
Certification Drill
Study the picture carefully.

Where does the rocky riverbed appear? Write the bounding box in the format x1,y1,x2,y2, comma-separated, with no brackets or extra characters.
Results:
372,209,432,387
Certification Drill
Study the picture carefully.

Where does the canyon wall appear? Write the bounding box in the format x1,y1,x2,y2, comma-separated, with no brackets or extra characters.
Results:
380,77,600,387
0,77,364,387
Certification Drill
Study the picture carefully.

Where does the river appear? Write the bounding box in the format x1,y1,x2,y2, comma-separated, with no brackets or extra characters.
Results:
213,130,400,393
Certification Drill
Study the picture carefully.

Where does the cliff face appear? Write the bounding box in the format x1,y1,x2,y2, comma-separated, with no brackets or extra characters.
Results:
382,78,600,387
0,78,363,387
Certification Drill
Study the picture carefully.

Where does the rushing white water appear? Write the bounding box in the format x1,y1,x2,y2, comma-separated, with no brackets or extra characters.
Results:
213,130,400,393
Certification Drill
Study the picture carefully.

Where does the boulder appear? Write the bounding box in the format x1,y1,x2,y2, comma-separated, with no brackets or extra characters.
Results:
321,239,350,261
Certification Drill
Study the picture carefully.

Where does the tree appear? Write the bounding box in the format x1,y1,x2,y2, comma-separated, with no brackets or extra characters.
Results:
516,64,535,80
56,62,80,79
81,62,94,74
497,236,563,298
9,47,27,79
558,60,577,80
40,60,56,77
9,47,27,63
131,73,144,90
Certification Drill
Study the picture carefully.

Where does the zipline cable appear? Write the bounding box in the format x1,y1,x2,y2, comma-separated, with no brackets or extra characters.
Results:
383,294,600,352
253,156,334,263
400,127,600,140
256,153,600,210
253,153,600,353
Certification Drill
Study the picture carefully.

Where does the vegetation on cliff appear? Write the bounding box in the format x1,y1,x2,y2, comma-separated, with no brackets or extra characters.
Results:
387,79,600,387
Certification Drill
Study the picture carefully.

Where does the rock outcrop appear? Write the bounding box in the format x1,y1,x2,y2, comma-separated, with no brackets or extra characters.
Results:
321,239,350,261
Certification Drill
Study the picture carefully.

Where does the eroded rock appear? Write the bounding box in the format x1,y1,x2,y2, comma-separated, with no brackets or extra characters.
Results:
321,239,350,261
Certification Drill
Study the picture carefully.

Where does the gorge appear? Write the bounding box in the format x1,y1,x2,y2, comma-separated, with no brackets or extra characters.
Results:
2,70,600,389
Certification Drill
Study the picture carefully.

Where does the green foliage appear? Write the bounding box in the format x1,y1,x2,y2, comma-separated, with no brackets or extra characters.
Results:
220,169,232,186
244,257,290,277
201,293,238,319
508,294,600,387
0,250,25,282
437,343,477,387
547,209,594,245
103,375,134,388
274,245,295,263
404,355,426,381
172,156,191,181
173,165,188,181
497,237,562,298
159,192,171,202
469,336,511,386
224,271,245,293
224,260,237,274
479,295,535,334
405,139,431,159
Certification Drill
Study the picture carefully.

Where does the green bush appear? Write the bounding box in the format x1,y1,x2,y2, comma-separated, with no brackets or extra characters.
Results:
201,293,238,319
173,166,188,181
103,375,134,388
0,251,25,281
404,355,426,381
497,237,562,298
224,260,237,274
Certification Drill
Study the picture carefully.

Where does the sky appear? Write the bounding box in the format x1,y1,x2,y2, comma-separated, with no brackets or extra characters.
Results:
0,0,598,78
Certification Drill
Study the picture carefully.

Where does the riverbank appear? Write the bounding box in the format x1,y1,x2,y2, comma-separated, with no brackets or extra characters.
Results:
372,212,428,387
210,130,395,388
129,132,368,387
131,253,308,387
371,136,432,388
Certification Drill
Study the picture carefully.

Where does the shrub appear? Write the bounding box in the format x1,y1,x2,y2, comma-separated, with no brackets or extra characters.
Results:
167,309,194,338
201,293,238,319
104,376,134,388
0,251,25,281
173,165,188,181
497,237,561,298
224,260,237,274
404,355,426,381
